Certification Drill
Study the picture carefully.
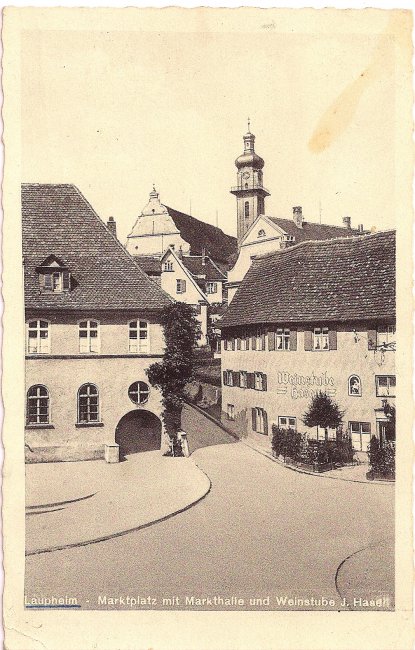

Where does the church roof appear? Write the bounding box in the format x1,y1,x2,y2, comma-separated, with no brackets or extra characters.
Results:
268,217,365,243
221,230,395,328
165,206,237,269
22,184,172,311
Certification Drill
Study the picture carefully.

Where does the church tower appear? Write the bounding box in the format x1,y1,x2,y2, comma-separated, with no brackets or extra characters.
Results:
230,121,270,246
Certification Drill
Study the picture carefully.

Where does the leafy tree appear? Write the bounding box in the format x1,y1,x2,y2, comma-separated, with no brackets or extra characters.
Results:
146,302,201,455
302,391,344,441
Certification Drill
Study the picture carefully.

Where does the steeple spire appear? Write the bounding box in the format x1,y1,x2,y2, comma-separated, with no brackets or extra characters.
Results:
247,116,251,133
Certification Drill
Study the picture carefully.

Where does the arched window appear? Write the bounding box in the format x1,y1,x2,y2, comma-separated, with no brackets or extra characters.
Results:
27,320,50,354
78,384,99,423
244,201,250,218
129,320,149,353
257,229,266,238
79,320,99,353
348,375,362,397
128,381,150,405
27,385,49,425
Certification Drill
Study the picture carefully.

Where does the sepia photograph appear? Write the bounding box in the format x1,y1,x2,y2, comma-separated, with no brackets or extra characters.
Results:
2,6,413,650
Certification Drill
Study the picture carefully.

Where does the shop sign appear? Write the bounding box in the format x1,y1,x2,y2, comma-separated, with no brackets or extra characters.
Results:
276,370,336,400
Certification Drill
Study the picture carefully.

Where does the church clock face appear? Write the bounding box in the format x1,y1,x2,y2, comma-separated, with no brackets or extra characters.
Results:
242,172,250,179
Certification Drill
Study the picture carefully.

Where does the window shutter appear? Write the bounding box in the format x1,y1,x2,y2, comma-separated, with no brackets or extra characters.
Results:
251,335,257,350
268,330,275,351
328,329,337,350
289,329,297,351
245,335,250,350
236,338,241,350
262,374,267,391
261,333,266,349
368,329,377,350
251,408,257,431
233,371,240,387
44,273,52,290
223,370,227,385
62,271,71,290
247,372,254,389
304,330,313,351
263,410,268,436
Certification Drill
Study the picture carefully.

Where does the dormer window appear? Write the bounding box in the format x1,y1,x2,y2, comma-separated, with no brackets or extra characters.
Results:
37,255,71,293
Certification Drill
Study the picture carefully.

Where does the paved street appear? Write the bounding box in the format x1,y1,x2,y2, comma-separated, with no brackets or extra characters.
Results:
25,405,394,611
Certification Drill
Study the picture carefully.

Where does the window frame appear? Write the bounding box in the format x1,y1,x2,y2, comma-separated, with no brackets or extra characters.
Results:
27,319,50,355
78,319,100,354
253,407,267,435
176,278,186,294
163,261,174,272
254,372,264,391
276,327,290,351
206,282,218,294
375,375,396,397
377,324,396,346
227,404,235,421
313,326,329,351
278,416,297,430
26,384,50,425
240,371,248,389
77,383,100,424
348,374,362,397
128,319,150,354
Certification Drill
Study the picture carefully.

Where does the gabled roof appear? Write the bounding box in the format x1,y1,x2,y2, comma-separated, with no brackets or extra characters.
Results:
22,184,172,311
165,206,237,268
133,255,162,276
221,230,395,328
268,217,365,243
160,247,209,303
181,256,226,282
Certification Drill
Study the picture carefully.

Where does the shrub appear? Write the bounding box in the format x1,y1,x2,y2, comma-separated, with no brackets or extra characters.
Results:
368,436,395,478
271,426,303,461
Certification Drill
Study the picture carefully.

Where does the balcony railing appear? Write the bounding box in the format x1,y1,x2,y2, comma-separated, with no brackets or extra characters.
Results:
230,184,270,194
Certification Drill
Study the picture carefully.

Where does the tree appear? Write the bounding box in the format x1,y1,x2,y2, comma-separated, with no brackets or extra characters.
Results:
146,302,201,455
302,391,344,441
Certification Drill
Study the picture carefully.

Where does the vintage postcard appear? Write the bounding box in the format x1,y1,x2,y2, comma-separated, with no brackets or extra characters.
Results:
2,6,413,650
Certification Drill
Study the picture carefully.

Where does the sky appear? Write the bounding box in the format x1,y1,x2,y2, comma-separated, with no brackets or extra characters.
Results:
20,10,404,244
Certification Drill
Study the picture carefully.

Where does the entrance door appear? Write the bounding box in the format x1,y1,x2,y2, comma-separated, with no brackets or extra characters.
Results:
115,410,162,458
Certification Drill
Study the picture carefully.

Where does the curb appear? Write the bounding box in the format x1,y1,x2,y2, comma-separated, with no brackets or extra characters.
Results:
189,404,393,486
26,492,97,511
26,462,212,556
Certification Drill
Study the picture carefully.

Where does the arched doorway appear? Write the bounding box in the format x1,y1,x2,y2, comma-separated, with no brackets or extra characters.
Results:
115,410,162,458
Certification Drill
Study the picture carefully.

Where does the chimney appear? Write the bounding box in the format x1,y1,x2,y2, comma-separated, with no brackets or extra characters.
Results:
358,224,364,233
107,216,117,238
177,245,183,260
342,216,351,229
202,247,206,266
293,206,303,229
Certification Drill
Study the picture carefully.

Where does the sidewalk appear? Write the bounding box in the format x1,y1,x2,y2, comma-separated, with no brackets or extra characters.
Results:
26,451,211,555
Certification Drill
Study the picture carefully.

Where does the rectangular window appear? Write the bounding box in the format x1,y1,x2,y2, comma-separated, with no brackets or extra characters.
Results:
276,328,290,351
255,327,266,351
252,407,268,435
313,327,329,350
79,320,99,354
129,320,149,353
176,279,186,294
278,416,297,430
206,282,217,294
227,404,235,421
27,320,50,354
376,375,396,397
377,325,396,346
240,371,248,389
240,336,247,351
223,370,234,387
163,262,174,272
254,372,264,391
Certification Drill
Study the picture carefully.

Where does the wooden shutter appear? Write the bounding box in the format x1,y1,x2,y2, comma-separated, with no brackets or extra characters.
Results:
245,335,250,350
262,373,268,391
304,330,313,351
263,410,268,436
289,329,297,351
261,333,266,349
236,338,241,350
251,408,257,431
62,271,71,290
223,370,227,385
251,335,257,350
233,371,240,387
328,329,337,350
44,273,52,290
367,329,377,350
268,330,275,351
247,372,255,389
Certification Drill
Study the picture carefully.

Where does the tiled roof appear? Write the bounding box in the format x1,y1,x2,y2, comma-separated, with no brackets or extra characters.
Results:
166,206,237,268
269,217,365,243
133,255,162,275
181,256,226,281
221,230,395,328
22,184,172,311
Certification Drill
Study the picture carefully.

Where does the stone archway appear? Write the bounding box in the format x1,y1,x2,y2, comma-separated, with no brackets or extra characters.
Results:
115,410,162,457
